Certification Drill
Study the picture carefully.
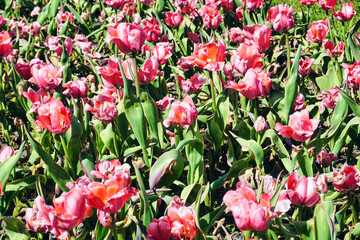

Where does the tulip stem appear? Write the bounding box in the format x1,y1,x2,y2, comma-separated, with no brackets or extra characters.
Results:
132,56,140,98
111,213,118,240
285,32,291,78
210,71,218,114
347,191,358,224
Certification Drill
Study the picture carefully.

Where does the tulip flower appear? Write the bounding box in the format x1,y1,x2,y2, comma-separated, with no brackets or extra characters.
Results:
163,96,198,128
342,61,360,89
25,196,55,233
90,159,122,180
0,146,14,164
151,43,173,65
306,19,329,43
286,171,320,207
234,7,244,23
324,40,344,58
0,16,7,28
174,73,207,94
316,148,337,167
317,87,340,110
174,0,198,14
241,0,264,10
225,68,272,99
29,63,64,90
275,109,320,142
221,0,234,11
104,0,126,9
85,94,118,123
298,58,314,76
165,9,184,28
267,4,295,33
34,97,72,134
96,58,125,88
230,42,264,74
138,58,159,84
62,78,88,98
229,27,250,44
156,96,174,111
223,182,277,231
142,18,162,42
243,24,273,52
198,4,224,29
15,59,43,80
146,217,172,240
0,181,3,197
333,165,360,192
106,23,145,54
97,210,113,228
0,31,12,57
300,0,316,6
292,93,306,111
188,32,200,43
318,0,337,11
254,116,269,133
334,2,356,22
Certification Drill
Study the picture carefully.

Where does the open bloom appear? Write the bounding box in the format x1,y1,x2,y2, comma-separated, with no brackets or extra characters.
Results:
318,0,337,11
286,171,320,207
334,2,356,22
243,25,273,52
267,4,295,33
317,87,340,110
333,165,360,192
165,9,184,27
298,58,314,76
225,68,272,99
0,146,14,164
85,94,118,123
25,196,55,233
151,43,173,65
0,31,12,57
343,61,360,88
198,4,224,29
90,159,122,181
173,73,207,94
15,59,43,80
306,19,329,43
163,96,198,128
34,98,72,134
142,18,162,42
300,0,316,6
106,23,145,54
96,58,125,88
223,182,276,231
275,109,320,142
324,40,344,58
29,63,63,90
231,42,264,74
192,40,228,72
62,79,88,98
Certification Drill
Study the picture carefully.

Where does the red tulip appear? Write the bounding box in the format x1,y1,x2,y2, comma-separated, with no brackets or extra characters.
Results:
62,79,88,98
230,42,264,74
174,73,207,94
306,19,329,43
241,0,264,10
225,68,272,99
163,96,198,128
85,94,118,123
0,15,7,28
34,97,72,134
198,4,224,29
229,27,251,44
334,2,356,22
0,146,14,164
333,165,360,192
267,4,295,33
106,23,145,54
234,7,244,23
29,63,64,90
300,0,316,6
318,0,337,11
96,58,125,88
275,109,320,142
165,9,184,28
0,31,12,57
298,58,314,76
324,40,344,57
142,18,162,42
174,0,198,14
286,171,320,207
221,0,234,11
146,217,172,240
0,181,2,197
188,32,200,43
316,148,337,167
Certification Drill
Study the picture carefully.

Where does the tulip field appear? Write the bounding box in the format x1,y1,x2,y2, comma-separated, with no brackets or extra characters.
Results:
2,0,360,239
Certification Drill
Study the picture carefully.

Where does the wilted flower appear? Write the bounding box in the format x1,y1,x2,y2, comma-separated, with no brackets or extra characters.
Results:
231,42,264,74
333,165,360,192
334,2,356,22
198,4,224,29
163,96,198,128
324,40,344,58
0,31,12,57
0,146,14,164
234,7,244,23
85,94,118,123
174,73,207,94
267,4,295,33
29,63,63,90
25,196,55,233
34,98,72,134
142,18,162,42
306,19,329,43
286,171,320,207
165,9,184,28
275,109,320,142
316,148,337,167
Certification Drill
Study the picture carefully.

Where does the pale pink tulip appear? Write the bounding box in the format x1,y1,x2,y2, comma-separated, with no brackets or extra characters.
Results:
306,19,329,43
267,4,295,33
163,96,198,128
29,63,63,90
254,116,269,133
231,42,264,74
0,146,14,164
174,73,207,94
334,2,356,22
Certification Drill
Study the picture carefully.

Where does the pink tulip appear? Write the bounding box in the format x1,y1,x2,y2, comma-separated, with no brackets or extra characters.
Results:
315,173,329,193
21,87,49,112
316,148,337,167
138,58,159,84
156,96,174,111
292,93,306,111
334,2,356,22
286,171,320,207
165,9,184,28
28,63,63,90
324,40,344,57
191,40,228,72
223,182,276,231
174,0,198,14
25,196,54,233
225,68,272,99
104,0,126,9
146,216,172,240
229,27,251,44
96,58,125,88
0,31,12,57
151,43,173,65
267,4,295,33
318,0,337,11
163,96,198,128
106,23,145,54
57,8,74,23
275,109,320,142
234,7,244,23
198,4,224,29
90,159,121,180
355,33,360,47
254,116,269,133
243,24,273,52
231,42,264,74
0,181,3,196
142,18,162,42
241,0,264,10
34,97,72,134
62,78,88,98
0,15,7,28
188,32,200,43
24,22,41,37
221,0,234,11
333,165,360,192
0,146,14,164
15,59,43,80
298,58,314,76
300,0,316,6
46,36,73,57
317,87,340,110
97,210,113,228
343,61,360,89
306,19,329,43
174,73,207,94
85,94,118,123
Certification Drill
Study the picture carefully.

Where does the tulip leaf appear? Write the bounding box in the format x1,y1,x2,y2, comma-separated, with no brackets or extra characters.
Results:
207,119,223,154
100,123,118,157
185,125,204,185
215,90,229,131
49,0,60,18
199,204,227,234
65,4,90,34
155,0,165,14
283,44,302,124
332,117,360,155
295,147,313,177
25,128,71,192
293,220,315,240
314,201,335,240
36,1,51,25
330,95,348,128
140,92,159,143
229,131,264,168
347,34,360,61
2,217,30,240
315,67,340,91
149,149,184,189
337,88,360,118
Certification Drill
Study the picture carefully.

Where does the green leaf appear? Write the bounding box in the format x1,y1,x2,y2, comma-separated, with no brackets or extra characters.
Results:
332,117,360,155
185,126,204,185
199,204,226,234
65,4,90,34
49,0,60,18
293,220,315,240
207,119,223,154
315,67,340,91
2,217,30,240
215,91,229,131
330,95,348,128
155,0,165,14
149,149,184,189
36,2,51,25
338,88,360,117
347,34,360,61
140,92,159,143
296,147,313,177
0,142,25,191
100,123,118,156
314,201,335,240
25,128,71,192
